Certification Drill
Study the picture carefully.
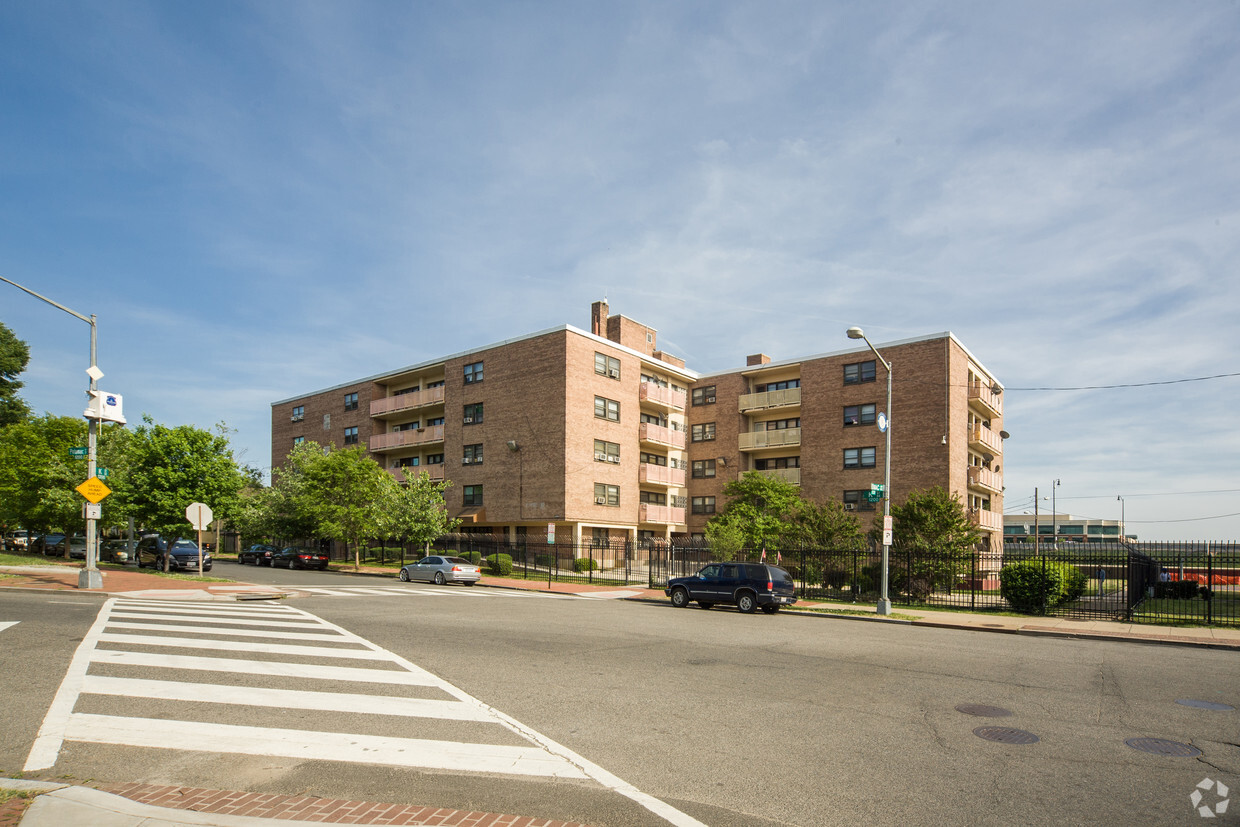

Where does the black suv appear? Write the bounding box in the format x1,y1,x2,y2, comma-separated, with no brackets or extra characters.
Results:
665,563,797,613
136,536,212,572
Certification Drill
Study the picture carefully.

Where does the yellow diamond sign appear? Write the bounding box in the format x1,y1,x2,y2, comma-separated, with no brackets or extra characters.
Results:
76,476,112,504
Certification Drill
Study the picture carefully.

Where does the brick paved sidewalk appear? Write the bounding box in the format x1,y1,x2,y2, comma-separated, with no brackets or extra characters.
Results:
101,783,592,827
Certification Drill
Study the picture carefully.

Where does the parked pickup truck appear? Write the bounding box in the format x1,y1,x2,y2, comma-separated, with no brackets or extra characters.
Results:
665,562,797,614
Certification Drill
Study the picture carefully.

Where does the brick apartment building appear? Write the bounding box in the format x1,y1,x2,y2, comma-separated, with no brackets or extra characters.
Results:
271,301,1006,549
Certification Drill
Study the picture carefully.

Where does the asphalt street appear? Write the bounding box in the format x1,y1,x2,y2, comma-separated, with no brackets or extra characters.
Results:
3,563,1238,826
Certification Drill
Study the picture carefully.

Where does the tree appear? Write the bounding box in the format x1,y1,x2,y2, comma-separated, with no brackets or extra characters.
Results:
377,470,460,564
299,444,389,570
0,322,31,426
0,415,88,540
705,471,804,552
785,499,865,550
880,486,981,596
120,417,248,571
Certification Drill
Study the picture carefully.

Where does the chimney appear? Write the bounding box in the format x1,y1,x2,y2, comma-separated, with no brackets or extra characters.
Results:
591,300,609,337
746,353,771,366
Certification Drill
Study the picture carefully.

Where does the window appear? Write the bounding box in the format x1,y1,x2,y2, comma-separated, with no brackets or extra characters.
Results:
691,496,716,515
592,527,611,547
291,405,304,422
639,412,666,427
844,447,877,468
755,457,799,470
844,404,877,426
595,352,620,379
595,396,620,421
691,422,716,442
755,379,800,392
463,485,483,506
426,416,444,427
344,392,358,411
426,379,445,389
394,386,419,396
692,459,716,478
463,403,483,425
640,491,667,506
393,421,420,432
640,452,667,466
641,372,668,388
343,426,359,445
692,386,716,406
396,457,419,468
594,440,620,463
843,490,876,511
463,444,483,465
293,436,304,445
757,417,800,431
426,453,444,465
463,361,483,384
594,483,620,507
844,360,877,384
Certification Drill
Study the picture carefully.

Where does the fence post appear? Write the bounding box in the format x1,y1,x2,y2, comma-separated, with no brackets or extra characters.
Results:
971,550,977,611
1206,551,1214,626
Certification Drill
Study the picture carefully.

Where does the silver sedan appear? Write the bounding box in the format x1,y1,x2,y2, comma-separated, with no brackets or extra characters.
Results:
398,555,482,585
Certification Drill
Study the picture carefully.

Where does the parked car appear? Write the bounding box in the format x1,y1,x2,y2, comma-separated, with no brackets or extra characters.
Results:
270,547,330,570
136,536,212,572
398,555,481,585
36,533,66,555
237,544,278,566
51,535,88,560
665,563,797,614
4,530,30,551
99,540,131,564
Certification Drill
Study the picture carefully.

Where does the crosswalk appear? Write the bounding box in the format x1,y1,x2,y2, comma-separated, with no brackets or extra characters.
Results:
289,584,586,599
25,597,587,778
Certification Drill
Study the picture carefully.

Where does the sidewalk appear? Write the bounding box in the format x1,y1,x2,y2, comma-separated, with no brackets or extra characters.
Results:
2,562,1237,826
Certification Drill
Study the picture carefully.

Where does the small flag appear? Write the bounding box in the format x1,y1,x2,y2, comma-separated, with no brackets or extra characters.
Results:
760,548,767,562
777,550,782,565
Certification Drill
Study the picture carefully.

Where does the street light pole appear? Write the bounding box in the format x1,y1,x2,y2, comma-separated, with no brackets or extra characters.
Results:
1117,495,1125,541
1,276,103,588
847,326,892,616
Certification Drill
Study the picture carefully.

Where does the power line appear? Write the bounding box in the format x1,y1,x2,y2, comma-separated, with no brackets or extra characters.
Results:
1002,372,1240,392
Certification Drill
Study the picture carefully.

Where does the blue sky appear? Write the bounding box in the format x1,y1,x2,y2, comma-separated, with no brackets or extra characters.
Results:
1,1,1237,540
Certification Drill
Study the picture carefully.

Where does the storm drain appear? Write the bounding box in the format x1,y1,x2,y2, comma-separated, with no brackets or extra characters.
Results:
1176,699,1235,712
973,727,1039,745
956,704,1014,718
1125,738,1202,757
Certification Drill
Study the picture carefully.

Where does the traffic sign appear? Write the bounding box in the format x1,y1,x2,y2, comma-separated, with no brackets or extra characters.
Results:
76,477,111,503
186,502,214,531
95,468,110,479
69,447,88,459
877,412,889,433
865,491,883,503
870,483,886,492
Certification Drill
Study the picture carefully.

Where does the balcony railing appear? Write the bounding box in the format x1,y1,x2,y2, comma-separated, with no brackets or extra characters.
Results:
369,425,445,452
639,422,687,449
639,382,687,410
639,463,687,488
738,428,802,451
388,465,445,484
967,466,1002,494
639,503,687,525
370,386,445,418
739,387,801,413
970,508,1003,532
968,425,1003,455
968,380,1003,418
757,467,801,485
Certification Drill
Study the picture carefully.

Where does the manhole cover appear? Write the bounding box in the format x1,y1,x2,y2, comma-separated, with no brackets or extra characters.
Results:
1124,738,1202,757
974,727,1039,745
956,704,1014,718
1176,699,1235,712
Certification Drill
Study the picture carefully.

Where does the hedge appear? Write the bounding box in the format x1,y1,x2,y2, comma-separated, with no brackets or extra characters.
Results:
999,560,1088,613
485,553,513,576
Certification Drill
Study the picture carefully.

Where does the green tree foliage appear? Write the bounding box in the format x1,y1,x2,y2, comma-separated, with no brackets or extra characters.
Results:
0,415,86,537
298,443,390,569
706,471,804,551
879,486,981,596
0,322,31,426
377,470,459,559
120,417,248,570
785,499,865,550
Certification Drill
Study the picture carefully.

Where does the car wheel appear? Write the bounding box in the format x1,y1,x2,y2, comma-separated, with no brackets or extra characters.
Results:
699,602,713,610
434,572,445,585
399,569,410,582
670,587,690,608
761,605,779,614
737,592,757,613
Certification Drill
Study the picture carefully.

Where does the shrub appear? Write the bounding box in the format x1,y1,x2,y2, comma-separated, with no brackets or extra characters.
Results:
999,560,1087,613
459,551,483,565
534,553,556,568
573,557,599,573
1154,580,1199,600
485,553,513,576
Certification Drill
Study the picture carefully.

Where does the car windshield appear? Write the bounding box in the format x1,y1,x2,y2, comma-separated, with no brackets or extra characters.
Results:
171,540,199,551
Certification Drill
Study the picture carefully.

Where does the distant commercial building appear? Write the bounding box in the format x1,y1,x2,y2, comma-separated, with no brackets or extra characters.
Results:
272,302,1006,548
1004,514,1130,542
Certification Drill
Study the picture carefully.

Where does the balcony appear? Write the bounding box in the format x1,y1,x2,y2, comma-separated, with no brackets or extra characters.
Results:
369,425,444,452
739,387,801,414
389,465,445,484
639,503,687,525
968,425,1003,455
639,382,687,411
639,422,686,449
757,467,801,485
968,381,1003,418
967,466,1003,494
639,463,687,488
738,428,801,451
970,508,1003,532
370,386,445,419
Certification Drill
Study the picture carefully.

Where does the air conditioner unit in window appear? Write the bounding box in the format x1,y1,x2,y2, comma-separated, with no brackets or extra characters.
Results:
463,417,473,424
595,452,607,461
608,368,619,378
462,458,472,465
844,503,856,511
607,455,620,463
595,497,607,505
290,414,303,422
